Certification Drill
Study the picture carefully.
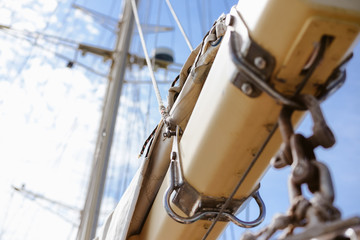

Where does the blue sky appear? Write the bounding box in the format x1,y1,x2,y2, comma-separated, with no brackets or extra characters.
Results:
0,0,359,239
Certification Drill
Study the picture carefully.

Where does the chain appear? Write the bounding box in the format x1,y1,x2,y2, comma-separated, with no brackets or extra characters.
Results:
241,94,341,240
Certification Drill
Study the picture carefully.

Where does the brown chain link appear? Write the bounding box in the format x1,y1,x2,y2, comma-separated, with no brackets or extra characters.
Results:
241,94,341,240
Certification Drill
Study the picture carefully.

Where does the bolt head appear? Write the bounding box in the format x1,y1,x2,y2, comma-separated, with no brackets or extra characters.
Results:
241,82,253,96
254,57,266,70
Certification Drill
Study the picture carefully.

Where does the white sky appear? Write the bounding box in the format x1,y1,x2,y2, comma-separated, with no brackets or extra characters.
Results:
0,0,109,239
0,0,359,239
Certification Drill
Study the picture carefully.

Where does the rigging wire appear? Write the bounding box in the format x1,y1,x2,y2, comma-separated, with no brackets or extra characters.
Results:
131,0,166,115
111,85,132,208
165,0,193,52
4,192,26,239
37,44,108,77
0,2,65,237
121,86,138,195
11,1,61,83
104,0,160,210
145,84,153,131
164,3,176,53
151,0,163,69
22,200,37,239
67,226,76,240
72,4,116,70
0,28,109,77
134,0,151,69
201,124,278,240
72,4,118,32
0,189,14,238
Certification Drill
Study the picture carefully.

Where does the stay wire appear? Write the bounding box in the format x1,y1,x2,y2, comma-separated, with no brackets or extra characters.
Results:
151,0,163,69
165,0,193,52
112,85,132,205
135,0,151,55
0,190,15,238
146,0,162,133
12,0,62,82
122,85,139,193
131,0,166,116
201,124,278,240
0,29,109,78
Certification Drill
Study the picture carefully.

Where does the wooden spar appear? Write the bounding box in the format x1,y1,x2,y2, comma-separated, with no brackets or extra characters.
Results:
76,0,138,239
130,1,360,239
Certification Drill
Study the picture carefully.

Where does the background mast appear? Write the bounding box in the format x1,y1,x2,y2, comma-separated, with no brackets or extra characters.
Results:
76,0,138,239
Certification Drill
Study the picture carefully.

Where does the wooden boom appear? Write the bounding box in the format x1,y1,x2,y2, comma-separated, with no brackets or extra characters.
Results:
97,1,360,239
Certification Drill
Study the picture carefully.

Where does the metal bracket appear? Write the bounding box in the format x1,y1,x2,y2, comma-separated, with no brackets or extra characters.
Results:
229,30,305,109
228,7,347,108
227,7,277,100
164,126,266,228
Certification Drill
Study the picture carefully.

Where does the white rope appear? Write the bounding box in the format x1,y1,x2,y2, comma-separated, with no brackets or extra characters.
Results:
130,0,166,114
165,0,193,52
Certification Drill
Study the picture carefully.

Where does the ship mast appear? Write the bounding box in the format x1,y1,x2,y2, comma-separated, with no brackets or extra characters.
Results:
76,0,138,239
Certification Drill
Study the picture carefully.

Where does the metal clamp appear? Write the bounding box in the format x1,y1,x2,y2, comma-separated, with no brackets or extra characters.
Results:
163,126,266,228
229,30,306,110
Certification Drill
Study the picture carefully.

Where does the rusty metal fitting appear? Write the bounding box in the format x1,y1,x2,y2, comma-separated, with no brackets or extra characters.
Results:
272,94,335,169
298,94,335,149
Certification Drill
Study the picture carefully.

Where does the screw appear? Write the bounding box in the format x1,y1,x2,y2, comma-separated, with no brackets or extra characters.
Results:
254,56,266,70
241,82,253,96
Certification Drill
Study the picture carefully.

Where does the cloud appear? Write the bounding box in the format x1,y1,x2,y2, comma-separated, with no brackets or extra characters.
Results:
1,0,359,239
0,8,12,25
0,0,107,235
